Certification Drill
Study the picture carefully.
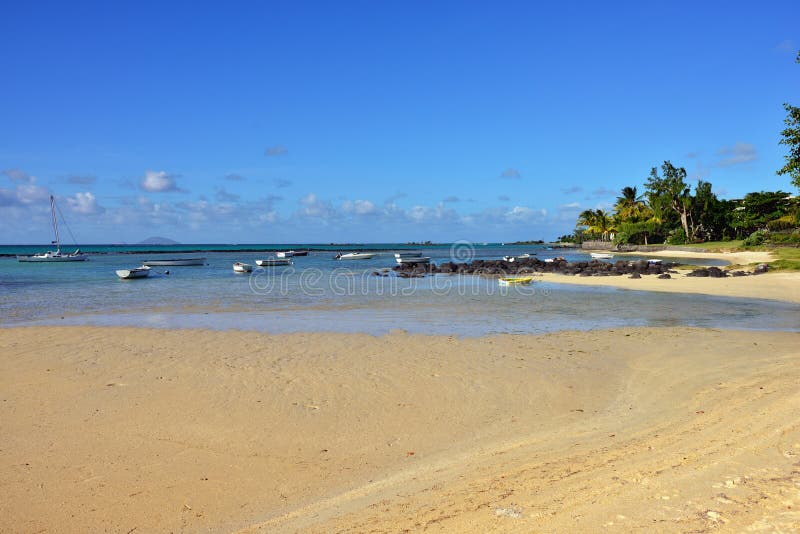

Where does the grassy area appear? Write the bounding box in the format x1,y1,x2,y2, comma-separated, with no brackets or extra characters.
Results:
663,241,800,270
681,240,744,251
769,247,800,271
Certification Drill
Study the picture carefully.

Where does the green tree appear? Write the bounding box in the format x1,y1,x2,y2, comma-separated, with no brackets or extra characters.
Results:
693,180,730,241
777,51,800,190
613,186,649,222
577,209,615,241
645,161,697,242
731,191,792,236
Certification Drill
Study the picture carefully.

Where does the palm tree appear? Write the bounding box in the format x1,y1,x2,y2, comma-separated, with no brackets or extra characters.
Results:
578,209,615,241
614,186,647,222
593,209,615,241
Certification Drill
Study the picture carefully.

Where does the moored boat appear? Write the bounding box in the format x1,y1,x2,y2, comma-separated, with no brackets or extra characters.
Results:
498,276,534,286
142,257,206,266
395,256,431,264
394,252,423,258
256,258,293,266
17,196,88,262
276,251,295,258
115,266,151,279
292,250,309,256
335,252,376,260
233,262,253,273
590,252,614,259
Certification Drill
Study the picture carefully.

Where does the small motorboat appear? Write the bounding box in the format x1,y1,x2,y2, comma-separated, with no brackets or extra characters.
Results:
498,276,534,286
590,252,614,259
395,256,431,264
142,257,206,266
256,258,293,267
518,253,534,258
292,250,309,256
116,265,151,279
335,252,376,260
502,255,516,262
233,262,253,273
647,258,663,264
276,251,295,258
394,252,423,258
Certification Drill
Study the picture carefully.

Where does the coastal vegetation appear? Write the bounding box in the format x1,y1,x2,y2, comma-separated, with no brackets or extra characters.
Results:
567,49,800,260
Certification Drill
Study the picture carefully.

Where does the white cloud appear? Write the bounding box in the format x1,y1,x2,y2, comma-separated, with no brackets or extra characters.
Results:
64,192,104,215
140,170,183,192
3,169,36,183
15,183,50,204
298,193,335,218
341,199,377,215
716,142,757,167
506,206,547,222
559,202,581,210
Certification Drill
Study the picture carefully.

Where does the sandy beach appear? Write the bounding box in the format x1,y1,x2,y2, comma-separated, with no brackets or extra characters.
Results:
540,270,800,304
2,326,799,532
616,248,775,266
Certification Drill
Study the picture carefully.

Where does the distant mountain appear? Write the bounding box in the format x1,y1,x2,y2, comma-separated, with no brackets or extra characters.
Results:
137,236,180,245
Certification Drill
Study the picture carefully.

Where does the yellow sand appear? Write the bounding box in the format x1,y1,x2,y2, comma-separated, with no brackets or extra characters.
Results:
2,326,799,532
616,248,774,265
539,271,800,304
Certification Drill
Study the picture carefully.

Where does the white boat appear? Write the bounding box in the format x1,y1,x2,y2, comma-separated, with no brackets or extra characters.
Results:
17,196,88,262
502,255,516,262
590,252,614,259
335,252,376,260
115,265,151,279
256,258,293,266
233,262,253,273
142,257,206,266
395,256,431,264
647,258,663,264
394,252,423,258
276,251,295,258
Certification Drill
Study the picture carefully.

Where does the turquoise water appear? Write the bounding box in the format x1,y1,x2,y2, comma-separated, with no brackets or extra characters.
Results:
2,244,794,335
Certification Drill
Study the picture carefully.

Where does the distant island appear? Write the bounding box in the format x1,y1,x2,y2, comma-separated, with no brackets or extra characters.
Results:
137,236,180,245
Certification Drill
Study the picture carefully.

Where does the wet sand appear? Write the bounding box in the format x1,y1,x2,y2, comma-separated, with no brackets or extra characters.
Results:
2,326,799,532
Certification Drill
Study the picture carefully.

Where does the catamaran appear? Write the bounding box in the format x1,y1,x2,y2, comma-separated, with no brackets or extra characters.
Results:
17,195,88,262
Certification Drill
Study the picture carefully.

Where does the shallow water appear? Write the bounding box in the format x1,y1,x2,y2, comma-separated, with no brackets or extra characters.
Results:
2,245,793,336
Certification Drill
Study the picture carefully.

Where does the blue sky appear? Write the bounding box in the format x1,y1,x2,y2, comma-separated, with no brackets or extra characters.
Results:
1,1,798,244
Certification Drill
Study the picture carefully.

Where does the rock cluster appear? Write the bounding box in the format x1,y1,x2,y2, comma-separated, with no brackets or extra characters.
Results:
392,258,678,277
686,264,766,278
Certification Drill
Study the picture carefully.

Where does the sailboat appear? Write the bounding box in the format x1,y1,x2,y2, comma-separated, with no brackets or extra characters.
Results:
17,195,88,262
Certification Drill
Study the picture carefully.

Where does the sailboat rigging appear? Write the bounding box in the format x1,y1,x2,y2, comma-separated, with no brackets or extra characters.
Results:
17,195,88,262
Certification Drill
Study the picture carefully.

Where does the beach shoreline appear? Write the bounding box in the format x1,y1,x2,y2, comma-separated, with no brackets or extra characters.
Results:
2,325,799,532
613,248,775,266
538,270,800,304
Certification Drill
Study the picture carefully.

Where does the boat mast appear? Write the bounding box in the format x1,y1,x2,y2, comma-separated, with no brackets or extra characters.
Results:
49,195,61,252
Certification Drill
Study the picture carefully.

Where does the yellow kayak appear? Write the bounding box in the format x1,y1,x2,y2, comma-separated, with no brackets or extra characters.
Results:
498,276,534,286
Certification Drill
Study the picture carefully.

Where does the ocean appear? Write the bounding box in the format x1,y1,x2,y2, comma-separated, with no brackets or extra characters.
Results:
1,243,797,335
